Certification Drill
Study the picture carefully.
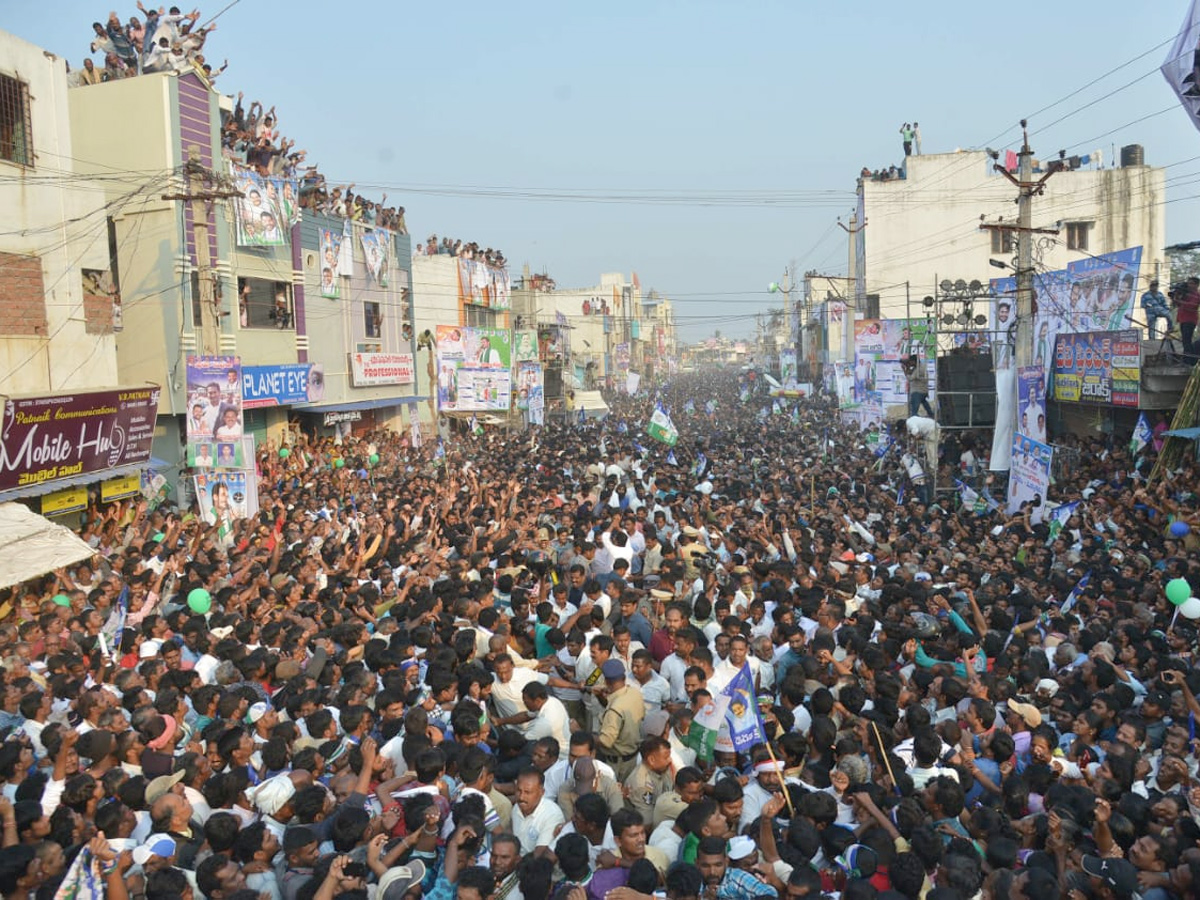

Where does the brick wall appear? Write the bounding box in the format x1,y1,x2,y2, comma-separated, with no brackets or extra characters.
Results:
82,269,115,334
0,251,47,336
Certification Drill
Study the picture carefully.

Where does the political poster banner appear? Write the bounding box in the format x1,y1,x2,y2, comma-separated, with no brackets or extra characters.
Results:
187,436,252,469
1162,0,1200,135
513,331,539,363
1052,329,1140,407
319,227,343,299
1017,366,1047,443
457,259,511,310
231,163,299,247
992,247,1143,391
359,230,390,286
435,326,512,412
194,469,256,544
615,342,631,371
855,319,936,404
185,356,242,442
516,362,545,425
1007,433,1053,523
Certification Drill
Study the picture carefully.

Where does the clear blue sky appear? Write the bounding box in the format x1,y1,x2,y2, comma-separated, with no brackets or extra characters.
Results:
8,0,1200,339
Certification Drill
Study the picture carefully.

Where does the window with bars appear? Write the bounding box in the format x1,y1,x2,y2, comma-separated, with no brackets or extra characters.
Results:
0,74,32,167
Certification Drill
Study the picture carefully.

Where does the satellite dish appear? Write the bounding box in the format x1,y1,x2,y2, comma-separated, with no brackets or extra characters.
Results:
954,279,968,292
969,280,982,293
940,279,953,292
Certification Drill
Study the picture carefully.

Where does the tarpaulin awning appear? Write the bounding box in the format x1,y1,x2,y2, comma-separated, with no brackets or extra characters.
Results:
292,396,425,413
0,459,166,504
1164,427,1200,440
0,502,95,589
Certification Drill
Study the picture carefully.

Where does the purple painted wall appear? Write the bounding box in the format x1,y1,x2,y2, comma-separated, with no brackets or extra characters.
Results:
177,72,219,268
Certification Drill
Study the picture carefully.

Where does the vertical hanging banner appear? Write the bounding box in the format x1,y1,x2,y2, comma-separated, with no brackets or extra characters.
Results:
1016,366,1047,443
185,356,242,442
319,227,343,299
1007,434,1053,523
360,230,390,286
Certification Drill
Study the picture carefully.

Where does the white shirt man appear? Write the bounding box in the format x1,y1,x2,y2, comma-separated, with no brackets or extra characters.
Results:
512,794,565,855
522,694,571,757
492,667,549,719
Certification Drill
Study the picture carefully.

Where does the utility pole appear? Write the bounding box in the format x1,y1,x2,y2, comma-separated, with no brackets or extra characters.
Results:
838,216,868,364
980,121,1059,370
162,146,241,356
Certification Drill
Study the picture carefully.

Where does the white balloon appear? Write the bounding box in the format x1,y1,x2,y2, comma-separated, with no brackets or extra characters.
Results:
1180,597,1200,620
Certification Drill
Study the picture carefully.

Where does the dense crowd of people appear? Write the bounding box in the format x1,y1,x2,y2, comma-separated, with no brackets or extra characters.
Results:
415,238,506,268
0,371,1198,900
70,5,225,86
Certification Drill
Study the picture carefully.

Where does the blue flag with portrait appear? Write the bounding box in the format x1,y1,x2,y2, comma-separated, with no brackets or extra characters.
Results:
721,664,765,752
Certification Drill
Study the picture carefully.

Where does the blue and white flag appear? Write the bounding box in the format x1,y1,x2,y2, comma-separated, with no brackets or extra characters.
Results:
684,400,695,414
1131,412,1153,456
577,407,586,425
692,452,708,478
739,387,750,403
435,438,445,459
721,664,765,752
100,586,129,658
469,415,483,436
1047,501,1079,543
705,400,716,415
1059,571,1091,615
666,449,678,466
617,420,628,434
632,440,648,456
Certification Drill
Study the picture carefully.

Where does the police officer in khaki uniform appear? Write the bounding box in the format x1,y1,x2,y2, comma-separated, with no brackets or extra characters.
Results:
623,734,675,826
596,659,645,783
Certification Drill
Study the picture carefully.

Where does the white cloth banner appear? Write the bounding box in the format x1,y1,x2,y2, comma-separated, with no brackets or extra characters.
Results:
990,366,1016,471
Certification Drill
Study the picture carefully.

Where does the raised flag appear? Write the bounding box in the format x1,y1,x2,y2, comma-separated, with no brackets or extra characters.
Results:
1059,571,1091,616
647,406,678,446
666,449,678,466
1131,412,1153,456
686,694,730,764
721,664,765,752
1047,501,1079,544
705,400,716,415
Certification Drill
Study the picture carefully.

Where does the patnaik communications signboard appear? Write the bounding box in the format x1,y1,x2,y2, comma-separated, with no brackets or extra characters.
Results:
0,387,161,492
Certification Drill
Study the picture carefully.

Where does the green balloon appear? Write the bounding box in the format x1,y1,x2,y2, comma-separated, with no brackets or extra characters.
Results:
369,453,380,466
187,588,211,615
334,457,345,469
278,447,290,458
1167,577,1191,606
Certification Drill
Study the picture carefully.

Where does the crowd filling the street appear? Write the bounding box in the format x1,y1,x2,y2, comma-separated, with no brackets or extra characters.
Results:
1,371,1199,900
